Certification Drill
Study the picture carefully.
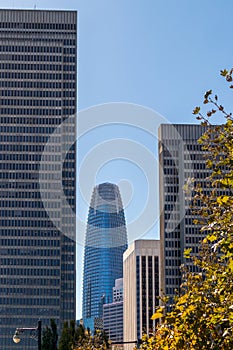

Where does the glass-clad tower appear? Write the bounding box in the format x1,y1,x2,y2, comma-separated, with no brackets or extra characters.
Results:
0,10,77,350
82,183,128,331
159,124,210,304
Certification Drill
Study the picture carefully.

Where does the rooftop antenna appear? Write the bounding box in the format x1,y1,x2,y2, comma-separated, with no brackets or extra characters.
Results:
34,4,37,9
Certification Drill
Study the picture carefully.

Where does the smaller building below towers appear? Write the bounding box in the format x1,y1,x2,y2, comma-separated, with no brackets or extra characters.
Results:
113,278,123,302
103,278,124,343
123,240,160,349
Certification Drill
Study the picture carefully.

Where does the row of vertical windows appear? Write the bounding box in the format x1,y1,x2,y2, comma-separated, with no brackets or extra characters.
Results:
165,268,180,276
0,53,63,62
0,190,40,197
0,312,59,325
165,278,180,285
0,126,57,134
165,186,179,193
0,81,75,88
164,176,179,184
0,258,60,266
0,45,62,53
0,22,76,30
184,162,206,170
0,116,61,125
163,150,179,157
2,99,62,106
0,267,60,276
164,167,178,175
186,144,203,151
0,248,60,256
165,250,181,257
0,53,75,62
0,287,59,295
164,213,179,223
0,219,54,227
0,185,40,190
0,163,40,170
0,237,60,247
0,72,62,79
165,240,180,248
0,108,63,115
0,229,60,236
0,210,50,218
1,90,75,97
165,259,181,267
0,134,49,142
0,154,42,162
163,159,176,166
0,297,59,306
0,63,63,70
165,230,180,239
165,194,177,202
0,200,61,209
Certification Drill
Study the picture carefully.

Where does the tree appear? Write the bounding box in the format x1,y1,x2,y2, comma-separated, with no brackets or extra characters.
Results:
58,321,72,350
143,69,233,349
42,319,58,350
58,321,109,350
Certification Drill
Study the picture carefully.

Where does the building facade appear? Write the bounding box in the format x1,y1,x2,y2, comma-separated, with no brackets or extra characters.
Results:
123,240,160,348
159,124,210,303
82,183,128,332
0,10,77,349
103,278,123,343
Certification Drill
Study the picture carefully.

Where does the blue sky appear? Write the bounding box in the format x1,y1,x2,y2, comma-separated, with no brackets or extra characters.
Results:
2,0,233,318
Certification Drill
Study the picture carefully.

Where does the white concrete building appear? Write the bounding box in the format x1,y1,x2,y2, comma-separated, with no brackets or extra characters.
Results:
123,240,160,349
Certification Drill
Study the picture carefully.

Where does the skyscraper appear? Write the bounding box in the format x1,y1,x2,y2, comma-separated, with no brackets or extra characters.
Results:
159,124,209,303
123,240,160,349
82,183,128,332
0,10,77,349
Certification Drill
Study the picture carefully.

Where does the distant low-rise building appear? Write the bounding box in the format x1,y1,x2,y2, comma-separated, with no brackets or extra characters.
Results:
103,278,124,343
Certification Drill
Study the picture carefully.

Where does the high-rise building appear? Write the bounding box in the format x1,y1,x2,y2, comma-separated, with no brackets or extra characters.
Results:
82,183,128,332
123,240,160,349
0,9,77,349
159,124,210,303
103,278,124,343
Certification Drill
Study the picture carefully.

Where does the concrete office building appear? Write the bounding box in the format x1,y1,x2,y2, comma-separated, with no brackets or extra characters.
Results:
123,240,160,349
103,278,124,343
82,183,128,332
0,9,77,349
159,124,210,303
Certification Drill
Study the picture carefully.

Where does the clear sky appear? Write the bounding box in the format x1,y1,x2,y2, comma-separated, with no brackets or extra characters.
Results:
2,0,233,319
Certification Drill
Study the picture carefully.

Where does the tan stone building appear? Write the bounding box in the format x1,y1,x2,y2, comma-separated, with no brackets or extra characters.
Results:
123,240,160,349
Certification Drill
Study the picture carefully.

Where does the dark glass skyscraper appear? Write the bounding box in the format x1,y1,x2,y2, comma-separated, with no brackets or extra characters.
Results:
159,124,210,303
82,183,128,331
0,10,77,349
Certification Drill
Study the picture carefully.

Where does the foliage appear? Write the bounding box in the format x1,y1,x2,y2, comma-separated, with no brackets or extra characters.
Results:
144,69,233,349
42,319,58,350
58,321,72,350
58,320,109,350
